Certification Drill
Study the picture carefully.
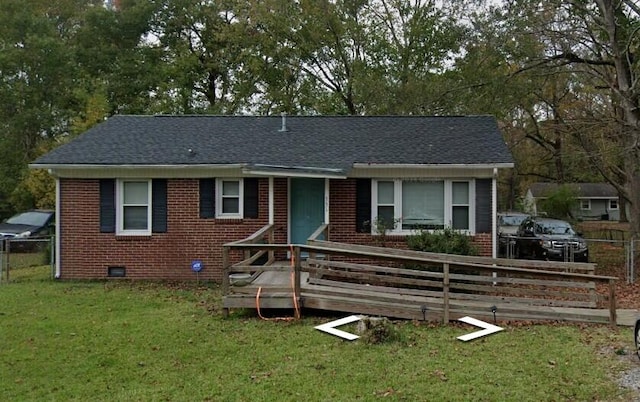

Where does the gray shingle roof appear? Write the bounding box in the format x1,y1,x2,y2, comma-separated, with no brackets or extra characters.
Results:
32,115,513,173
529,182,618,198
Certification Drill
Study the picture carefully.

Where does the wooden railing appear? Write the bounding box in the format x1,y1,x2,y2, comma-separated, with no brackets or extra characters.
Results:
222,224,275,294
222,233,618,325
307,223,329,242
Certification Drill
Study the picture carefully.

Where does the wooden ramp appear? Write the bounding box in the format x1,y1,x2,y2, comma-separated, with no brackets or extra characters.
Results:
226,269,626,326
222,228,622,326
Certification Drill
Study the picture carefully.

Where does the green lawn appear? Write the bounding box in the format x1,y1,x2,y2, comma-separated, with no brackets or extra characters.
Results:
0,266,636,401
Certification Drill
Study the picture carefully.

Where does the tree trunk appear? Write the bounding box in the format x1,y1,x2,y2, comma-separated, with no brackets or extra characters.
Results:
596,0,640,238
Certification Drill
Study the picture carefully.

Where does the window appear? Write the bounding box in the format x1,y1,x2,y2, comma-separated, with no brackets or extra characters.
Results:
372,179,474,234
609,199,619,210
100,179,166,234
377,181,395,229
199,178,259,219
216,178,243,218
117,180,151,235
402,181,443,230
452,182,470,230
580,199,591,210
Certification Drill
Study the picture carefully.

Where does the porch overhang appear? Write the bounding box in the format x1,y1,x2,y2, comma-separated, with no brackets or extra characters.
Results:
242,164,347,179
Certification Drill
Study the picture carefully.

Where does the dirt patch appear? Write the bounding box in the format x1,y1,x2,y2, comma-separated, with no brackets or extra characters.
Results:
613,349,640,401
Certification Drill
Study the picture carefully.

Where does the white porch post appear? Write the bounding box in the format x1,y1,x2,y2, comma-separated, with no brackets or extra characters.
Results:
55,175,61,278
268,176,274,225
492,168,498,259
324,178,330,224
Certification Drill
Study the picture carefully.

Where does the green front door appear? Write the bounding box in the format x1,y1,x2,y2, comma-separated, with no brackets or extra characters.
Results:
290,178,325,244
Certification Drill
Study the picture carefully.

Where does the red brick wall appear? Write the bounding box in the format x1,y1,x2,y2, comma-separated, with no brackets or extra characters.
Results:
58,178,493,281
59,178,280,281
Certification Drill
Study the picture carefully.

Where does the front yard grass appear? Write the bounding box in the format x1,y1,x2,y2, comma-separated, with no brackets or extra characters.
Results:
0,266,637,401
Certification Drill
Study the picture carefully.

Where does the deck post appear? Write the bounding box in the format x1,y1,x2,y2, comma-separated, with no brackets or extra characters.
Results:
294,246,302,316
443,263,450,324
608,278,616,326
222,245,231,318
268,228,275,262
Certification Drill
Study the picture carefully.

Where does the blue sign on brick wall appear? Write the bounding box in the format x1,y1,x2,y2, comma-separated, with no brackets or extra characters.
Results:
191,260,203,272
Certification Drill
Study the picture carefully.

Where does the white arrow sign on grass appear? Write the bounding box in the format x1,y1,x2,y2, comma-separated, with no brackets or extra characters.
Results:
457,316,504,342
314,315,363,341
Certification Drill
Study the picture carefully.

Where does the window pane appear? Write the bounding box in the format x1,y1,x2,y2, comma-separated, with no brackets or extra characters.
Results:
377,181,394,204
377,206,395,229
402,181,444,229
123,206,148,230
123,182,148,204
452,206,469,230
451,181,469,205
452,182,469,204
222,198,239,214
222,181,240,196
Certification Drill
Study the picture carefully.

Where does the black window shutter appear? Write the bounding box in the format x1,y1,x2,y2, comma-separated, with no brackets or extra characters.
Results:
152,179,168,233
199,178,215,218
244,178,259,219
99,179,116,233
355,179,371,233
475,179,492,233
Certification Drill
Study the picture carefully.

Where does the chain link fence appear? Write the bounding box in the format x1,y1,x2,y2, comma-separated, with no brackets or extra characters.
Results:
0,237,55,283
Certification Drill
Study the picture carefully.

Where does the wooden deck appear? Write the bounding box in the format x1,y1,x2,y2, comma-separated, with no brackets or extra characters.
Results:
222,224,631,326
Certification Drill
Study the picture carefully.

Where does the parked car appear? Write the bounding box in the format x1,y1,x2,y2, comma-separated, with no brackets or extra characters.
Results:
0,209,55,251
514,216,588,262
497,212,529,257
635,318,640,360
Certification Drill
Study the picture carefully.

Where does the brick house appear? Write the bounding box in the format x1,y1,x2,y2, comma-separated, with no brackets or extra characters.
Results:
30,115,514,280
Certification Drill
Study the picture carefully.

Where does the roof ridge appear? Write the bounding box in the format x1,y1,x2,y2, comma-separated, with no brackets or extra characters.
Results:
146,114,495,118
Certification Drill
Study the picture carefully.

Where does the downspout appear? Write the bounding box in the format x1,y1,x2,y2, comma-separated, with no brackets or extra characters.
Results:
492,168,498,259
54,174,61,278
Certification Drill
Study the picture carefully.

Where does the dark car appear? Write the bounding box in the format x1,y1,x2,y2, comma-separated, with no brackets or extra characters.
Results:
497,212,529,257
0,209,55,251
635,318,640,360
514,216,588,262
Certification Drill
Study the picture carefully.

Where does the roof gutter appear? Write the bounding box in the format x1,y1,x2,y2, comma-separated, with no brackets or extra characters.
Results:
352,163,515,169
29,163,245,170
28,163,246,178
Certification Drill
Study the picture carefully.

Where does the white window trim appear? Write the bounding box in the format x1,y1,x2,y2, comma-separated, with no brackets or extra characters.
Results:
116,179,152,236
609,199,619,210
216,178,244,219
580,199,591,210
371,179,475,235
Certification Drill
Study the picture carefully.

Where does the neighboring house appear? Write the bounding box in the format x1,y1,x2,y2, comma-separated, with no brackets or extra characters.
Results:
524,182,620,221
30,115,514,280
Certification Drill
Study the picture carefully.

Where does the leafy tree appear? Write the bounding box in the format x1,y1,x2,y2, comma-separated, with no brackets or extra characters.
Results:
0,0,93,218
74,0,163,114
537,185,580,221
499,0,640,237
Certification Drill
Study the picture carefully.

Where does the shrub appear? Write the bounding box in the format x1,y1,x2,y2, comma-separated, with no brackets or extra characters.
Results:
406,227,478,256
